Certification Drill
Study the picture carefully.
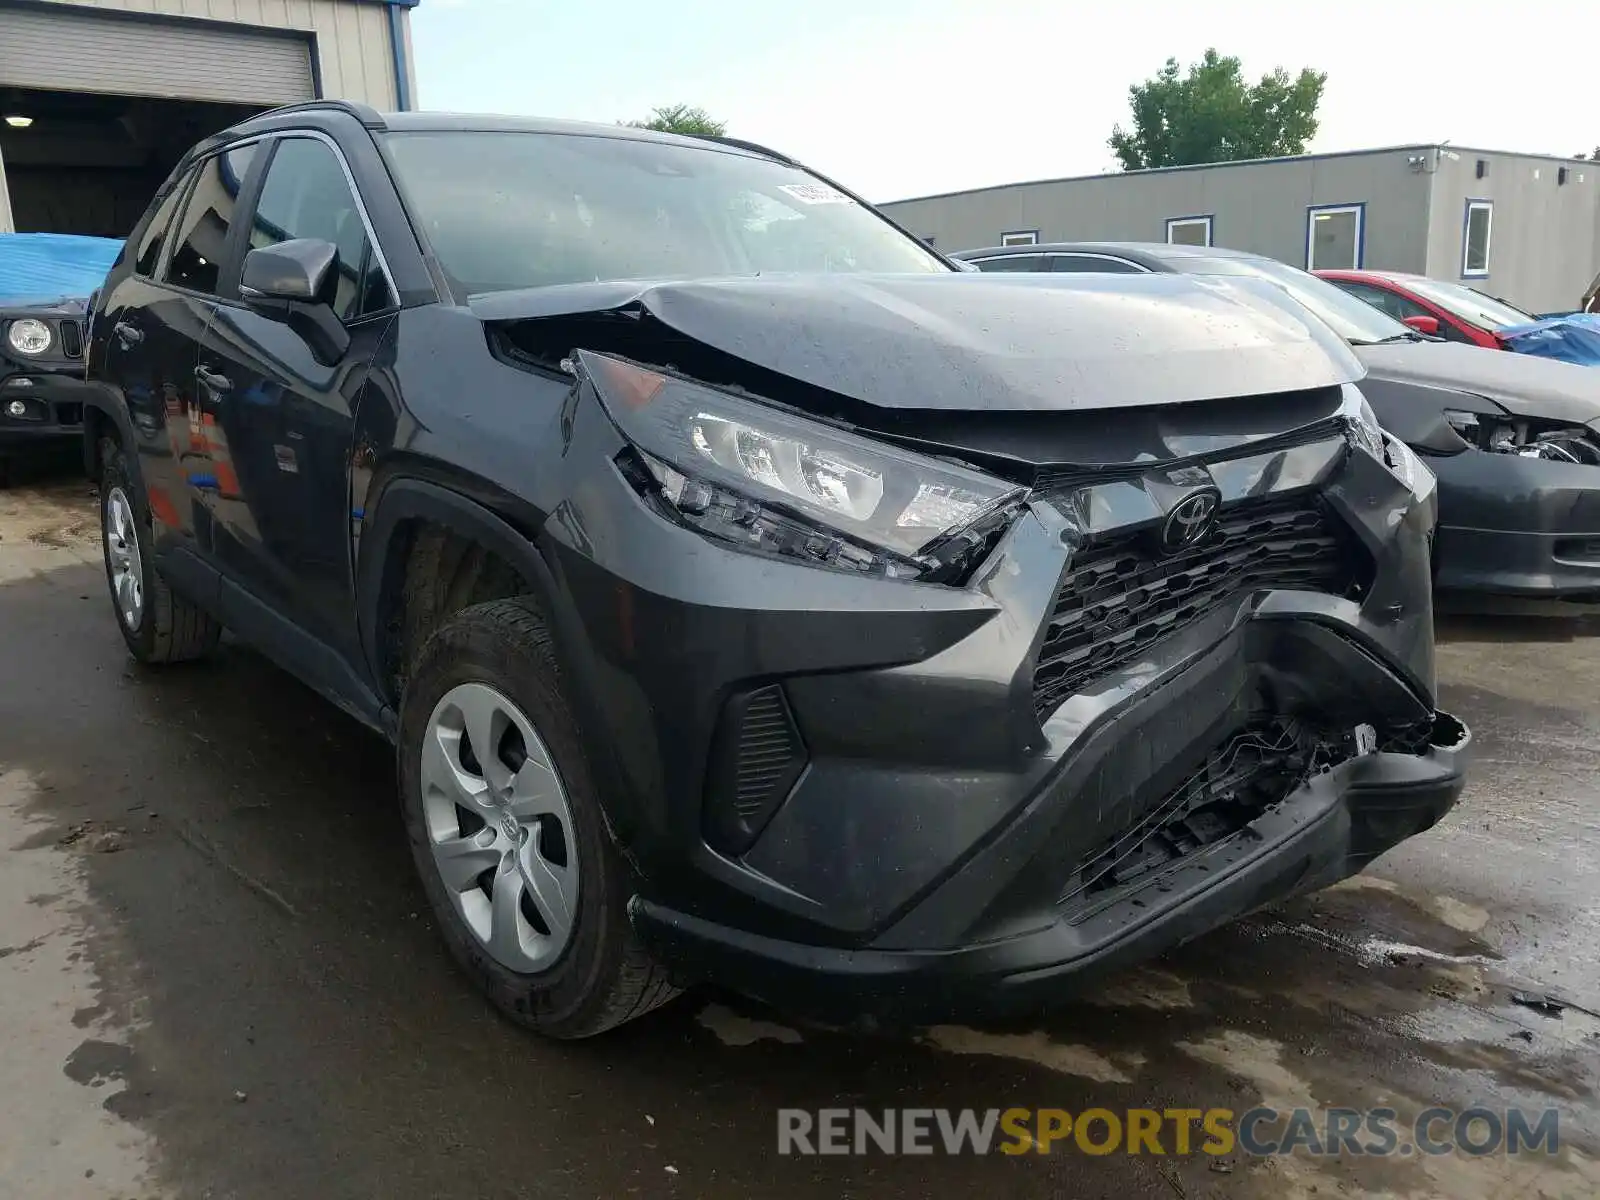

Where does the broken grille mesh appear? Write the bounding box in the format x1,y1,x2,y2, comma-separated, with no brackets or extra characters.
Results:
1033,494,1366,715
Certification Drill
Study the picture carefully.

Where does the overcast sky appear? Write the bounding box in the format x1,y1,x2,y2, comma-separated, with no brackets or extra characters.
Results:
410,0,1597,204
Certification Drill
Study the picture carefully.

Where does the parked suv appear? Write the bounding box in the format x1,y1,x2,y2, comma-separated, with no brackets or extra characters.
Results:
1,233,122,485
82,102,1468,1037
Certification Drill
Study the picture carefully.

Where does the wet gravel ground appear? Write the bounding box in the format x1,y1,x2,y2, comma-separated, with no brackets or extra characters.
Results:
1,464,1596,1200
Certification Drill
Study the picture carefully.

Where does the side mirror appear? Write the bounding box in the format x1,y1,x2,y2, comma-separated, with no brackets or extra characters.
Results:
241,238,336,303
1402,315,1441,336
240,239,351,365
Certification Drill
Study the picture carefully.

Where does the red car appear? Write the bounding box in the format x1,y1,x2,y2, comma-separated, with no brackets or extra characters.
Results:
1315,269,1537,350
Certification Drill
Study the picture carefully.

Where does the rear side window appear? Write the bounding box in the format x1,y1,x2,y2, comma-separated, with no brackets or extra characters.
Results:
163,143,258,295
1049,255,1143,273
246,137,392,320
972,255,1044,272
134,178,190,277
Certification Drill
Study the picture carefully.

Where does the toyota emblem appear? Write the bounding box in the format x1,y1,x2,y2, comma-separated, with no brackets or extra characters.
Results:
1160,489,1221,554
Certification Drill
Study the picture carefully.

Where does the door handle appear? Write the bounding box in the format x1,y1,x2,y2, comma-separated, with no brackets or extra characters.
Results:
113,321,143,348
195,365,233,395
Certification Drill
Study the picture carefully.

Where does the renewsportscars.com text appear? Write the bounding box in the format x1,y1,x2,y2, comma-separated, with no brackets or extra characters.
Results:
777,1106,1560,1158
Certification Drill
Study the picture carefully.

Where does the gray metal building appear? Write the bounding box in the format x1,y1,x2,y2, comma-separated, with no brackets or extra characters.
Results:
881,145,1600,314
0,0,419,236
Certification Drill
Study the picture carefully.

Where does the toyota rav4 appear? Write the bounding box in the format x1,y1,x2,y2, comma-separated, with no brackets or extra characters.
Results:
80,101,1469,1038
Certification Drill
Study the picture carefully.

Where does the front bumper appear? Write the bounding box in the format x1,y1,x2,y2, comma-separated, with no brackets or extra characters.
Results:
534,388,1461,1019
633,711,1467,1022
1428,448,1600,598
0,367,89,451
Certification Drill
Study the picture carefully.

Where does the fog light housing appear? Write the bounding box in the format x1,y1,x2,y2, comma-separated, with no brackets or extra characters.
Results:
6,399,29,418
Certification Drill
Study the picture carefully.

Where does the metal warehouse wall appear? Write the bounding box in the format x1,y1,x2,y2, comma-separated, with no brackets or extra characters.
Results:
34,0,413,109
1425,151,1600,313
881,149,1435,273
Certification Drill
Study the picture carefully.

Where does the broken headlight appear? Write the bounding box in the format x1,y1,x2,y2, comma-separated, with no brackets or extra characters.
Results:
1341,384,1431,494
1443,410,1600,465
1380,432,1434,496
1340,384,1387,460
581,351,1027,582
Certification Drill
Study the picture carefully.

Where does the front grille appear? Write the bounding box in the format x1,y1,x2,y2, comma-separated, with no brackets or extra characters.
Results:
58,319,83,359
1033,494,1367,715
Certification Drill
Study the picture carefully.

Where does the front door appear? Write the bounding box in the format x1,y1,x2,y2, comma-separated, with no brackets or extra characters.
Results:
195,134,397,659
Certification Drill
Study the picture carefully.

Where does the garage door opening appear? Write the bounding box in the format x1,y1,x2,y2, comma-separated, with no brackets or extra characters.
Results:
0,88,264,237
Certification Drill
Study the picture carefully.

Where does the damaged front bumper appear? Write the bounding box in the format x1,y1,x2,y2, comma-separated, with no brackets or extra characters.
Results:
535,382,1469,1022
633,710,1467,1022
1429,445,1600,600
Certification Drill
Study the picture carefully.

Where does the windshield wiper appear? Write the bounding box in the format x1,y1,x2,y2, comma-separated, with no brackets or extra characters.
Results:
1349,333,1423,346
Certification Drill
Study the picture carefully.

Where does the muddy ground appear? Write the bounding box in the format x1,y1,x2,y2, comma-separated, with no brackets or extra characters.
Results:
1,462,1596,1200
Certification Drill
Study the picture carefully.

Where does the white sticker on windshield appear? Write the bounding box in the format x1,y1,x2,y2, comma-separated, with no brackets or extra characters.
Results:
778,183,855,206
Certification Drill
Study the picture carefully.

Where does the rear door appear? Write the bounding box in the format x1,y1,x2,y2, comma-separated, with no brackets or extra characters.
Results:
195,132,397,659
91,142,261,579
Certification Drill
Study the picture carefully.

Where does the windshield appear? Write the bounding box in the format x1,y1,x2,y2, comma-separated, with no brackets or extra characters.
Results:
1392,277,1536,330
1172,254,1411,344
380,131,946,297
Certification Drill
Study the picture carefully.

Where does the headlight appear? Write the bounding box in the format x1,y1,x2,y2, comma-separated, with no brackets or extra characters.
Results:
6,318,52,356
580,351,1027,582
1381,433,1434,494
1339,383,1386,460
1443,409,1600,464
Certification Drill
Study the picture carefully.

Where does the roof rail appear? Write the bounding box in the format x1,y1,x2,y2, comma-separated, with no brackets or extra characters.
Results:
250,99,388,130
690,133,796,165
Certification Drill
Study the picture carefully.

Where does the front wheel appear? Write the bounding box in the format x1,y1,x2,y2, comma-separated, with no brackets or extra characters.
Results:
398,597,678,1038
99,438,221,663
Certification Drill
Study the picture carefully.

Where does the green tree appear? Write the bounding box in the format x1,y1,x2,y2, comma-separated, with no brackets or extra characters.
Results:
1108,49,1326,171
626,104,727,137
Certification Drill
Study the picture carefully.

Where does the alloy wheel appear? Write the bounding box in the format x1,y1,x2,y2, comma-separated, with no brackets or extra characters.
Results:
104,487,145,630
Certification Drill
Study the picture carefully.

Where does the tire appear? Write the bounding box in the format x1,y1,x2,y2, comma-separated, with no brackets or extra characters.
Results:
98,437,222,664
398,597,678,1038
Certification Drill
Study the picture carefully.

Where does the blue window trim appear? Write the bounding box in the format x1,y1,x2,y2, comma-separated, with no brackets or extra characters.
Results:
1305,202,1365,270
1165,213,1214,245
1461,198,1492,279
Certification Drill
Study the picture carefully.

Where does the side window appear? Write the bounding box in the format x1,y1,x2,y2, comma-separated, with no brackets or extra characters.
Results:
1049,255,1142,273
248,137,393,321
163,143,258,295
972,255,1043,272
134,175,192,277
1336,281,1405,320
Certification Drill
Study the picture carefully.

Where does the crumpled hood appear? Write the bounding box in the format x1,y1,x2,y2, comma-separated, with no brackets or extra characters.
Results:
470,272,1362,412
1356,340,1600,425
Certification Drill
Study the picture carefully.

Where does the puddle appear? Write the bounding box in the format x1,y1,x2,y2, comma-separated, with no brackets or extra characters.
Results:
1176,1030,1316,1110
924,1026,1139,1084
0,767,157,1197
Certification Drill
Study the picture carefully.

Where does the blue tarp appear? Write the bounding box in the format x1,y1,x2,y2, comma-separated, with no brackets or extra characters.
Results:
1499,313,1600,368
0,233,123,305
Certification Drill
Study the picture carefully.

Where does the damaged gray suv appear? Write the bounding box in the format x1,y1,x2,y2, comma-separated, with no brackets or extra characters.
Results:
81,101,1469,1037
